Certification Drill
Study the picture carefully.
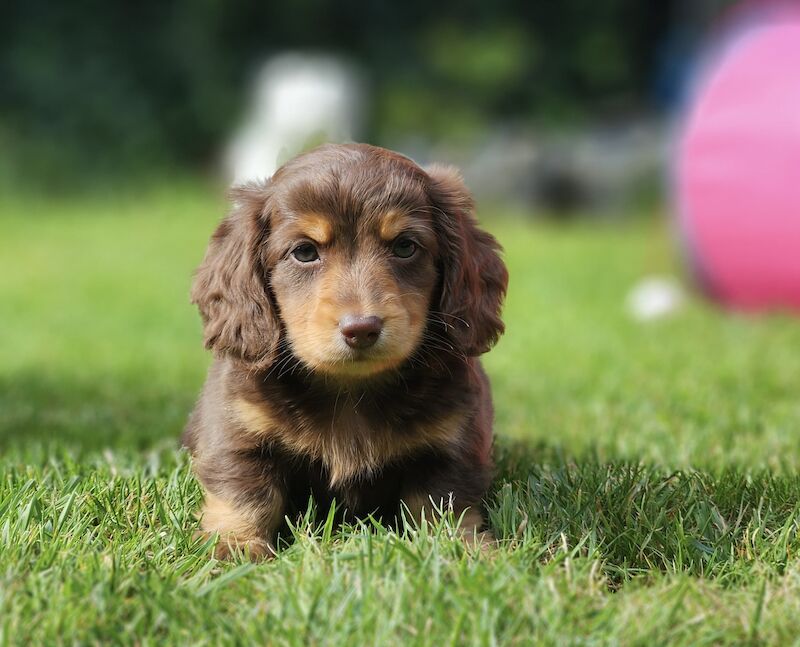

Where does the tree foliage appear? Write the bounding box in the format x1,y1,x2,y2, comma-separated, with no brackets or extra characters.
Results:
1,0,685,182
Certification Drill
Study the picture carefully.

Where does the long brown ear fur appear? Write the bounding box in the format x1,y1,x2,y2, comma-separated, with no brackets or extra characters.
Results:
190,181,280,368
426,164,508,356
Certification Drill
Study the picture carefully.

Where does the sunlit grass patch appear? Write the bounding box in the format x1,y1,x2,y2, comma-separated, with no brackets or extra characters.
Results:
3,184,800,645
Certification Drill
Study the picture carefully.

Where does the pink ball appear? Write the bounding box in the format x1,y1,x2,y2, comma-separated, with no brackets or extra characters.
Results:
677,12,800,310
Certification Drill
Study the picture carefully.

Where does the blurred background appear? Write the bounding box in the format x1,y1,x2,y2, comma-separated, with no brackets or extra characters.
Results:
5,0,800,471
2,0,730,203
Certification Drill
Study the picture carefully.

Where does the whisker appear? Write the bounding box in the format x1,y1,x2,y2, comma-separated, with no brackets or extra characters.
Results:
353,390,367,411
331,387,343,434
427,311,470,327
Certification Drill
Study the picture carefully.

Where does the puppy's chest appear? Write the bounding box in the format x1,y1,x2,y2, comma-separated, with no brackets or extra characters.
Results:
233,396,464,487
280,449,441,525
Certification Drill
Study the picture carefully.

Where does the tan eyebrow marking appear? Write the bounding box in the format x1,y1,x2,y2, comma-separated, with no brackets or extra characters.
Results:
379,211,413,241
295,213,333,245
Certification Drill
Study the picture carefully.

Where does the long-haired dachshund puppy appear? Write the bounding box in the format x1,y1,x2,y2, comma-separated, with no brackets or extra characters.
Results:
183,143,508,559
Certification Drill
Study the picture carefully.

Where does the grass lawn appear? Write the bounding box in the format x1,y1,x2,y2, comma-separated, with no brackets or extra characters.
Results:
3,182,800,645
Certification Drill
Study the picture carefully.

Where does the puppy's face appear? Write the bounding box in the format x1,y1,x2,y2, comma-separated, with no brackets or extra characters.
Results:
267,205,437,378
192,144,508,379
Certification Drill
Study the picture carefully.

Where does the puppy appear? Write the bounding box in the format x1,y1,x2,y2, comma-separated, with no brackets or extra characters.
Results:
183,143,508,559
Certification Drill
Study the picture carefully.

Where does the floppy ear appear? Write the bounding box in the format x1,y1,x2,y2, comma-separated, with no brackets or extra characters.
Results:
426,164,509,356
191,181,280,368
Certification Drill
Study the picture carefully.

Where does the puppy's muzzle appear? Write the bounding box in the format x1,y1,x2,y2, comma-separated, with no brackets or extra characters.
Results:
339,315,383,349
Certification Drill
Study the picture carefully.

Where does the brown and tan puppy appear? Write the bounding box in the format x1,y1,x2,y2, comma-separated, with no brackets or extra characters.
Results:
183,143,508,559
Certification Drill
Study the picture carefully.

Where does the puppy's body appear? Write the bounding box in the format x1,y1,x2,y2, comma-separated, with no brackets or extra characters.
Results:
185,144,507,558
183,353,493,548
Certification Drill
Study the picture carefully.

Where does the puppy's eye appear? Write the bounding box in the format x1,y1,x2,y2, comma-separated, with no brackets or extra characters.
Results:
291,243,320,263
391,237,417,259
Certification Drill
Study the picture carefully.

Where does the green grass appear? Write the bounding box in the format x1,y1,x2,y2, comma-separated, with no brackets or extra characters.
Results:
3,183,800,645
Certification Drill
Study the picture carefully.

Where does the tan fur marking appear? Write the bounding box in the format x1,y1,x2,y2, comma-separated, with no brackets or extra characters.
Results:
200,491,284,560
234,405,467,489
202,492,263,537
379,210,412,241
234,398,278,436
400,495,492,549
327,410,466,487
399,492,428,523
296,212,333,245
402,493,485,529
458,507,486,534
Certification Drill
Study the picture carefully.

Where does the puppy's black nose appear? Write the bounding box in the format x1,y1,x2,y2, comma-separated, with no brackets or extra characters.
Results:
340,315,383,349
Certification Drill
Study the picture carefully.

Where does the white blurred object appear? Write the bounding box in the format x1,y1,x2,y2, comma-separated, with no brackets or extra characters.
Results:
226,53,365,184
626,276,687,321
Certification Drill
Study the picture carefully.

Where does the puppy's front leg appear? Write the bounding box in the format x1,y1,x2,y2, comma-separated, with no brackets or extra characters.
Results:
195,450,286,560
400,460,495,550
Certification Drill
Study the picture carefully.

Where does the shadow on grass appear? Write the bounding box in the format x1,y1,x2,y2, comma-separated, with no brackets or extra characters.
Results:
490,436,800,582
0,370,194,456
4,370,800,584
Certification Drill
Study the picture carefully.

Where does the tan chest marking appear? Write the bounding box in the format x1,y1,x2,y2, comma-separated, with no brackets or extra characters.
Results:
233,397,465,487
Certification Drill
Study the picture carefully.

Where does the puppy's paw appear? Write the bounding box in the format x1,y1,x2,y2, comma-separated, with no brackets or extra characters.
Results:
455,508,497,554
215,536,276,561
460,528,497,554
195,531,276,561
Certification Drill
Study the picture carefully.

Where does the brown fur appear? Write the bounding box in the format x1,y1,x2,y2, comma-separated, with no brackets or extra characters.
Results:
184,143,508,558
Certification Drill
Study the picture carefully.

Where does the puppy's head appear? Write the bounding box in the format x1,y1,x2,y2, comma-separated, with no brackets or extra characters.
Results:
192,144,507,379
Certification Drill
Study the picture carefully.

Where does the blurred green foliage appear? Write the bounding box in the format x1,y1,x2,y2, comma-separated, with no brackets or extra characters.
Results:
2,1,694,186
